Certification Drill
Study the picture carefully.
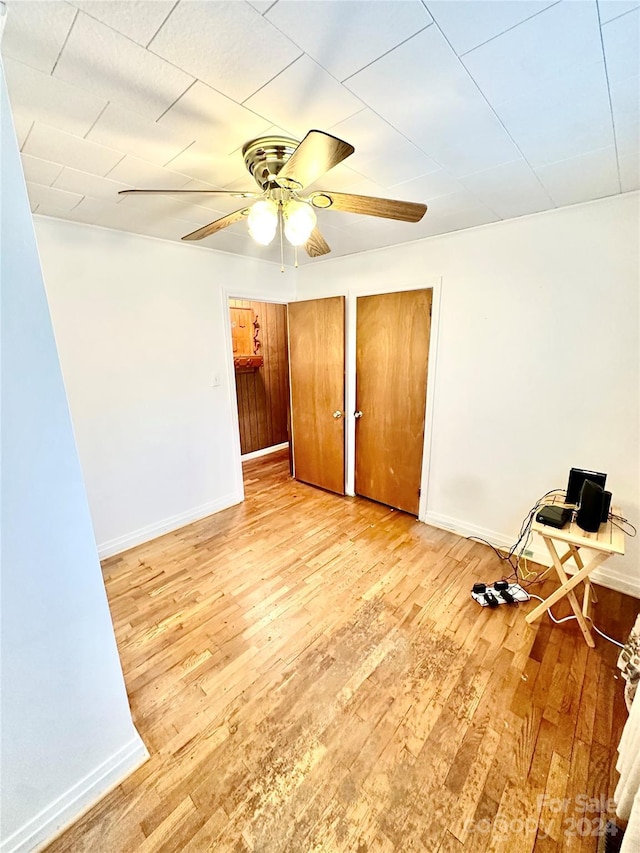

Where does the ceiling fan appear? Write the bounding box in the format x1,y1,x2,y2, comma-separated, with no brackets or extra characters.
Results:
118,129,428,261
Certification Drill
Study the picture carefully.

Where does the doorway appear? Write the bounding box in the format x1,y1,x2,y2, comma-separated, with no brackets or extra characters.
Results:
228,299,290,459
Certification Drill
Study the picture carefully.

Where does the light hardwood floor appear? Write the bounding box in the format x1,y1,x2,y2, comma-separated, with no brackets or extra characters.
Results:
45,450,637,852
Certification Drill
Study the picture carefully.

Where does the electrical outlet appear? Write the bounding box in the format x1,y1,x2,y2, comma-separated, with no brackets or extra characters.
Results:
212,373,221,387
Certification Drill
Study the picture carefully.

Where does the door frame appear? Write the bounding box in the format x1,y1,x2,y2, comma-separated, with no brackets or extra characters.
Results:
221,286,292,505
345,277,441,522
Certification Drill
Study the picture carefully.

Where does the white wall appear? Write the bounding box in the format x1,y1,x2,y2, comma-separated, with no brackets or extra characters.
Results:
0,62,147,853
298,194,640,597
34,217,295,557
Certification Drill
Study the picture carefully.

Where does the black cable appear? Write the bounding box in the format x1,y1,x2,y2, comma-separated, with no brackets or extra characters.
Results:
609,513,637,536
466,488,566,584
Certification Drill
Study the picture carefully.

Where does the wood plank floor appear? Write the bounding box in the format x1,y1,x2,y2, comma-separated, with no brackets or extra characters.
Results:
44,450,637,853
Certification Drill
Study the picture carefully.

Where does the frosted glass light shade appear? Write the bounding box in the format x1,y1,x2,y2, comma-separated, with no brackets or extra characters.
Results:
248,199,278,245
283,201,316,246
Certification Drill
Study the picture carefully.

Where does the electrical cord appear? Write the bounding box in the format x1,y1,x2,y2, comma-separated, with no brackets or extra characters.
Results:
609,513,637,537
528,594,624,648
467,488,567,587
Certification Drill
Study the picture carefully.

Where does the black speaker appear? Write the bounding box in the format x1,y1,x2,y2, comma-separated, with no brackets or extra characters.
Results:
601,490,612,523
577,479,605,532
566,467,607,504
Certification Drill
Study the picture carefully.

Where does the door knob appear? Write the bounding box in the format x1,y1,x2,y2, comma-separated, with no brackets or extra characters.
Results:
354,411,363,419
332,410,342,418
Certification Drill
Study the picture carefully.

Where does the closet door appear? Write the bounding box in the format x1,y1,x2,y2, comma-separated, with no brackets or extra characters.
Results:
288,296,345,494
355,289,431,515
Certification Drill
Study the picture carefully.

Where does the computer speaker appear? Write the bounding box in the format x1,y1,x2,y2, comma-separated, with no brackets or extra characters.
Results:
577,479,605,533
601,490,612,523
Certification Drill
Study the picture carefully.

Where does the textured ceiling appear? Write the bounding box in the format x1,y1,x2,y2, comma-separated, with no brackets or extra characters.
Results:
2,0,638,266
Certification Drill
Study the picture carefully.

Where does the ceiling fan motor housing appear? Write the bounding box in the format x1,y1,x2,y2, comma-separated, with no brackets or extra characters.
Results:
242,136,300,190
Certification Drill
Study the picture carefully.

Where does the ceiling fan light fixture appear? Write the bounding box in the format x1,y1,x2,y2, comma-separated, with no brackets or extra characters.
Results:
247,199,278,245
283,200,317,247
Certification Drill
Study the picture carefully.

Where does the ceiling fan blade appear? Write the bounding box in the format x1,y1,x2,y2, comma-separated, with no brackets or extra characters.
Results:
119,189,259,198
310,191,427,222
304,226,331,258
182,206,251,241
275,130,354,191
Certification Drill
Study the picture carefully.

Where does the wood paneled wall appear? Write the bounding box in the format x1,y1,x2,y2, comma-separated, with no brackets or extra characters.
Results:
229,299,289,455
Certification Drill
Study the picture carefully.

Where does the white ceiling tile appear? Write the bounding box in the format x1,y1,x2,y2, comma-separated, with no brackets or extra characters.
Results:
265,1,432,82
12,115,34,150
178,179,255,213
157,82,272,156
51,196,142,230
68,1,175,47
609,74,640,126
163,142,251,187
23,123,124,176
495,61,615,166
598,0,640,24
459,159,555,218
170,202,231,226
613,109,640,158
323,174,395,202
426,0,556,56
601,8,640,82
461,2,602,105
414,204,501,238
327,109,439,188
148,1,302,103
26,180,84,211
619,150,640,191
52,167,130,203
105,155,194,190
609,74,640,156
116,193,227,228
420,189,495,218
2,1,76,73
421,103,522,177
124,215,206,244
345,27,521,177
390,169,466,201
21,153,64,187
534,146,620,206
243,55,364,139
53,12,194,120
247,1,277,13
85,103,195,167
33,204,79,222
3,57,108,138
301,162,369,194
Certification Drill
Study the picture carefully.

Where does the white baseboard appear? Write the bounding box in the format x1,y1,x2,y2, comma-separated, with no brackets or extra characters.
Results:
423,511,640,599
1,734,148,853
241,442,289,461
97,491,244,559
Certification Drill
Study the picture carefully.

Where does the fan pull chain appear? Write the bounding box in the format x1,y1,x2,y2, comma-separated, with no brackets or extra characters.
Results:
279,205,284,273
294,246,298,269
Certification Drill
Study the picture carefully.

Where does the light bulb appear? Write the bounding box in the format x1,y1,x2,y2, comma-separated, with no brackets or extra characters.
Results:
248,199,278,245
283,200,317,247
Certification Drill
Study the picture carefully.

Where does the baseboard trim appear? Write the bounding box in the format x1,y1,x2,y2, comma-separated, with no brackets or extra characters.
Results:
1,734,148,853
241,442,289,461
97,491,244,559
423,511,640,599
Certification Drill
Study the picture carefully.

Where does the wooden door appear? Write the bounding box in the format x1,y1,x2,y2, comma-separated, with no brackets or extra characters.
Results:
355,289,432,515
288,296,345,494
